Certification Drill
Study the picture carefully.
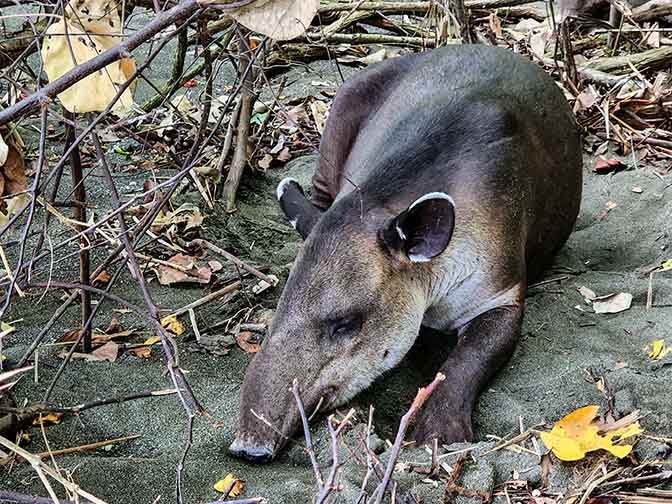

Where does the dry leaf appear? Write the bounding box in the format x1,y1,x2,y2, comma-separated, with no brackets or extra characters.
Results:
309,100,329,135
57,329,82,343
151,203,202,232
236,330,261,353
104,316,123,334
128,346,152,359
157,254,212,285
646,339,672,360
33,412,63,426
0,321,16,335
90,341,119,362
161,314,185,336
0,134,7,166
592,292,632,314
540,405,642,461
578,286,597,301
208,260,223,273
258,153,273,170
594,158,625,174
214,473,245,496
93,270,112,286
42,8,136,114
217,0,319,40
0,135,27,195
276,147,291,162
143,336,161,345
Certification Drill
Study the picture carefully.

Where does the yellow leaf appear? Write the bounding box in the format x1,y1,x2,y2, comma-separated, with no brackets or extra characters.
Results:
160,314,185,336
1,321,16,334
540,405,642,461
214,473,245,496
646,339,672,360
0,355,6,362
143,336,161,346
32,413,63,426
41,6,136,114
660,259,672,271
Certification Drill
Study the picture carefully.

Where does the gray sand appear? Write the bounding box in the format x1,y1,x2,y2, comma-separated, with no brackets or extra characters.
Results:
1,47,671,503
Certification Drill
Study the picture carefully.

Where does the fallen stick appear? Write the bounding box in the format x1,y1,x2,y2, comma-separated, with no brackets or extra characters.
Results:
168,281,241,318
0,389,177,417
187,239,277,286
0,491,78,504
306,32,437,46
0,435,107,504
585,46,672,73
318,0,535,15
371,372,446,503
632,0,672,21
32,434,142,461
0,0,202,126
540,56,635,86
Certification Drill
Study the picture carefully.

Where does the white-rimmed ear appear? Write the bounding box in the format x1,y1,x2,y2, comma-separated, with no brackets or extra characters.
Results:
381,192,455,263
276,178,323,239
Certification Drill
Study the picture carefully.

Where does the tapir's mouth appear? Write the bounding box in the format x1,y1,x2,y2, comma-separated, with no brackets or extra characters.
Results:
229,434,277,464
230,386,338,463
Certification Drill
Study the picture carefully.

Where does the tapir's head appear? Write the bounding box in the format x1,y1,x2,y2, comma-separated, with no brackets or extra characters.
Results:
229,178,455,462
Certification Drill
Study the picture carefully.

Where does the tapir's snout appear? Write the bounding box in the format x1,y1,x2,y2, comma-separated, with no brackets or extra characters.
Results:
229,434,276,463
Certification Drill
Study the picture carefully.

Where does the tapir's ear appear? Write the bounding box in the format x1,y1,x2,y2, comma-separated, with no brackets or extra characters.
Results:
381,192,455,263
276,178,323,239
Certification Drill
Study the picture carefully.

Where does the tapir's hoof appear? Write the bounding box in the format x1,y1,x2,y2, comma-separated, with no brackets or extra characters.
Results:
412,412,474,447
229,436,274,464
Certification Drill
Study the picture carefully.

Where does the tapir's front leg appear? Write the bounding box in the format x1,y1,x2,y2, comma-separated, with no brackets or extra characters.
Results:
413,299,524,445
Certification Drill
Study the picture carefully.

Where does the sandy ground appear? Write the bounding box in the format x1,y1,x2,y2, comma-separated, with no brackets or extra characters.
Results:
1,36,671,504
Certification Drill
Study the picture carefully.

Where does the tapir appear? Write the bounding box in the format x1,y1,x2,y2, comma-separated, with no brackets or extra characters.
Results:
230,45,583,462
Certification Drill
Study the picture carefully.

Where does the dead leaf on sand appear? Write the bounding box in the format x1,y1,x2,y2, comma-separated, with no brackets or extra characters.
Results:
214,473,245,496
161,314,185,336
592,292,632,314
236,330,261,353
157,254,213,285
594,158,625,174
61,341,119,362
540,405,642,461
645,339,672,360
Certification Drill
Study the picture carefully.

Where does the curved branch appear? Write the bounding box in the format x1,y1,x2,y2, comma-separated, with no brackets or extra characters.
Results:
0,0,201,125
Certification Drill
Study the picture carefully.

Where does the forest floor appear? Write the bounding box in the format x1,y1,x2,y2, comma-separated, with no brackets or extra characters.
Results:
2,8,672,504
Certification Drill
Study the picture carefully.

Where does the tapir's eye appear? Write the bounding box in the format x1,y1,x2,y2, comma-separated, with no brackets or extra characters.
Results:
328,314,363,340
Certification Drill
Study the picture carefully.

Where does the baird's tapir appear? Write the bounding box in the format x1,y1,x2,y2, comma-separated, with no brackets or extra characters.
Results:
230,45,583,462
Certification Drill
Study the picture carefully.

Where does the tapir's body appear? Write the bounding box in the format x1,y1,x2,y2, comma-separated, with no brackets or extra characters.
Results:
231,45,582,462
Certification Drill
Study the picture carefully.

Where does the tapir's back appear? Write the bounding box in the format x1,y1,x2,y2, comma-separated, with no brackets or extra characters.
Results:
315,45,582,277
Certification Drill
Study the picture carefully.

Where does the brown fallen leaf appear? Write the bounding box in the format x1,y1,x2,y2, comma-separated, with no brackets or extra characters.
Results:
57,329,82,343
93,270,112,287
60,341,119,362
594,158,625,174
236,331,261,353
128,346,152,359
104,316,123,335
157,254,212,285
